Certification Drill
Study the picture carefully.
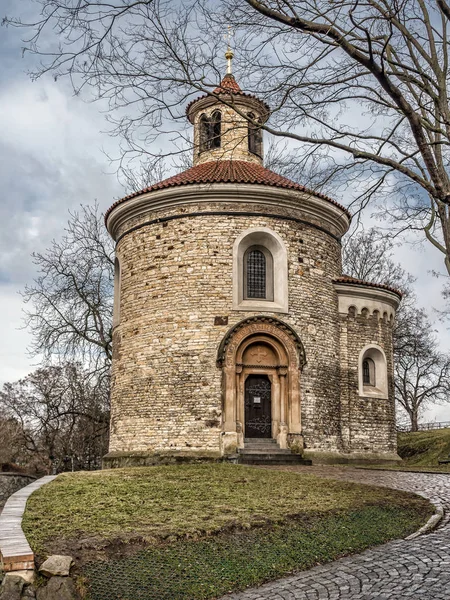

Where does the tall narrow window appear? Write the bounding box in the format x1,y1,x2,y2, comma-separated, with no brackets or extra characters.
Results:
199,111,222,152
363,358,375,386
200,114,210,152
248,112,262,156
233,229,285,311
247,249,266,298
246,249,266,299
211,111,221,149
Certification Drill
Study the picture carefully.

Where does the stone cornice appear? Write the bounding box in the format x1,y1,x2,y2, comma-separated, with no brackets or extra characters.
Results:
106,183,351,241
333,281,401,319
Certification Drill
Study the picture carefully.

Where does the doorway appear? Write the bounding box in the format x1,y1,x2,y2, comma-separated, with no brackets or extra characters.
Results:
244,374,272,438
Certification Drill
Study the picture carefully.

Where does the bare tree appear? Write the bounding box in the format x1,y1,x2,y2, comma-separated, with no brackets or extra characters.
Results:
4,0,450,273
0,417,30,468
343,228,450,429
0,364,109,473
22,203,114,377
394,309,450,430
343,229,415,291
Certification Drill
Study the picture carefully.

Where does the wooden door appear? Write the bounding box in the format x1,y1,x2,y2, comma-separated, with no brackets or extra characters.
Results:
244,375,272,438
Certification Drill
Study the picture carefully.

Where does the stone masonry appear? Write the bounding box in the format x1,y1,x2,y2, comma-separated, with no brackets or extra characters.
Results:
103,67,401,468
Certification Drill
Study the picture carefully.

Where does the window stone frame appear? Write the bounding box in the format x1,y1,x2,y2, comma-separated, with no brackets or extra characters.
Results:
233,227,288,313
358,344,388,399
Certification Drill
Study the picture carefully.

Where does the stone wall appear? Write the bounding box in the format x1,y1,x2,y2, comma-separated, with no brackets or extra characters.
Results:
0,474,36,504
106,198,344,460
192,102,264,166
337,308,398,460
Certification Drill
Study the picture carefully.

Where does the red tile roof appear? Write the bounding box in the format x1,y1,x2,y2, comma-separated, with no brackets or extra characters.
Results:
334,276,402,298
186,75,270,117
105,160,351,223
213,74,242,94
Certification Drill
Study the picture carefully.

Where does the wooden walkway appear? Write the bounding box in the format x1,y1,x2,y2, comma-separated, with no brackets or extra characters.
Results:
0,475,56,572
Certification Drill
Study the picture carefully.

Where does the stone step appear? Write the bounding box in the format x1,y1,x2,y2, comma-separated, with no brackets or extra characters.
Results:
243,441,280,446
239,448,292,455
244,438,278,444
238,453,312,466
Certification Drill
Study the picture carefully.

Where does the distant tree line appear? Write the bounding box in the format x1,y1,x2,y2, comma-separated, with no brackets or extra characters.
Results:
0,205,112,474
0,364,109,474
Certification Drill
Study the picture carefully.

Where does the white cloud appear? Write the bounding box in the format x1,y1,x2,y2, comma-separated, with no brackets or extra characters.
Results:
0,77,122,286
0,285,37,385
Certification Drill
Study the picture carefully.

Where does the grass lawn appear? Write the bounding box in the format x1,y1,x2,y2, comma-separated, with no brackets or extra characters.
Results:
23,464,433,600
397,428,450,468
348,430,450,472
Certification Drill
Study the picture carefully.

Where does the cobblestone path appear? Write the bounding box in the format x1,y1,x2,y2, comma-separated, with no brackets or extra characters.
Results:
221,467,450,600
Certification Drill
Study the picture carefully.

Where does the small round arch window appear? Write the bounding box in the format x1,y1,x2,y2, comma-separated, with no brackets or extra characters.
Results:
199,111,221,152
362,358,375,386
247,112,262,157
359,345,388,398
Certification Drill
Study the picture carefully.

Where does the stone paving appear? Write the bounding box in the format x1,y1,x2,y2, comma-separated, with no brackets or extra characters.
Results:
221,467,450,600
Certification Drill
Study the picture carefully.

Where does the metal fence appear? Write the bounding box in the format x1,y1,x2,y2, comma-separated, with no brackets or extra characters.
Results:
397,421,450,432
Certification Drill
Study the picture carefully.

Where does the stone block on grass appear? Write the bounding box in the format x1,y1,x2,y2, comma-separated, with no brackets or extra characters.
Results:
39,556,73,578
0,575,24,600
36,577,79,600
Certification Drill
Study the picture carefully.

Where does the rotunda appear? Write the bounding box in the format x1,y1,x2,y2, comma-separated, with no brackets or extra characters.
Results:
103,59,401,468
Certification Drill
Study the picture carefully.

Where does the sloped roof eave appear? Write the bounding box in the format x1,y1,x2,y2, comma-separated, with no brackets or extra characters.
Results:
333,276,403,299
105,160,351,226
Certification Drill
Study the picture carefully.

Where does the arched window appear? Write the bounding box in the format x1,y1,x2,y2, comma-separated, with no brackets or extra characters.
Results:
211,111,221,149
247,112,262,157
199,111,222,152
200,114,210,152
363,358,375,386
359,345,388,398
245,248,267,299
234,230,286,312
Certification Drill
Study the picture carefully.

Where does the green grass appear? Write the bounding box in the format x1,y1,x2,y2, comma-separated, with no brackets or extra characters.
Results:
83,505,430,600
398,428,450,468
22,464,433,600
23,464,431,554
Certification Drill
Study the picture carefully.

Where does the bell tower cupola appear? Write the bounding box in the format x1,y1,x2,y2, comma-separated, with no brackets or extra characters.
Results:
186,50,270,167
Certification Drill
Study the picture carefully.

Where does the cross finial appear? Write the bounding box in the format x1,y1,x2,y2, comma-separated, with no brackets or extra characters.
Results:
224,25,234,75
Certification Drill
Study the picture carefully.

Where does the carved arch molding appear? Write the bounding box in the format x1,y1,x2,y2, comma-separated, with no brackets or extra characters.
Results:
217,317,306,452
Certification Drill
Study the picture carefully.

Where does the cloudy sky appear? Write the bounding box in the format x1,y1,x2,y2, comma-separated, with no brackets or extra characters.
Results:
0,0,449,423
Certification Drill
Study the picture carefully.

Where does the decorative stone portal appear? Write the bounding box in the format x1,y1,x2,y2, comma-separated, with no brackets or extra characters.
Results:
217,317,306,455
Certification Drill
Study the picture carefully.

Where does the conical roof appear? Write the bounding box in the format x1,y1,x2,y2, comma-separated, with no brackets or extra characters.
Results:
186,74,270,123
105,160,351,224
212,73,242,94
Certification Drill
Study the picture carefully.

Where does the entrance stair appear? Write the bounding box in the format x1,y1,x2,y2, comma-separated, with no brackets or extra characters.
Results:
238,438,312,466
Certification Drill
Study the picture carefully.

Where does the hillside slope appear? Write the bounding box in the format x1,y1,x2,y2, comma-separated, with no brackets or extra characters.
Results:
398,428,450,467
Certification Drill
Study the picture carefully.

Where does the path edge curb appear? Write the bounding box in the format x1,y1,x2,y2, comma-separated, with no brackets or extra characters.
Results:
405,503,444,540
0,475,57,572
